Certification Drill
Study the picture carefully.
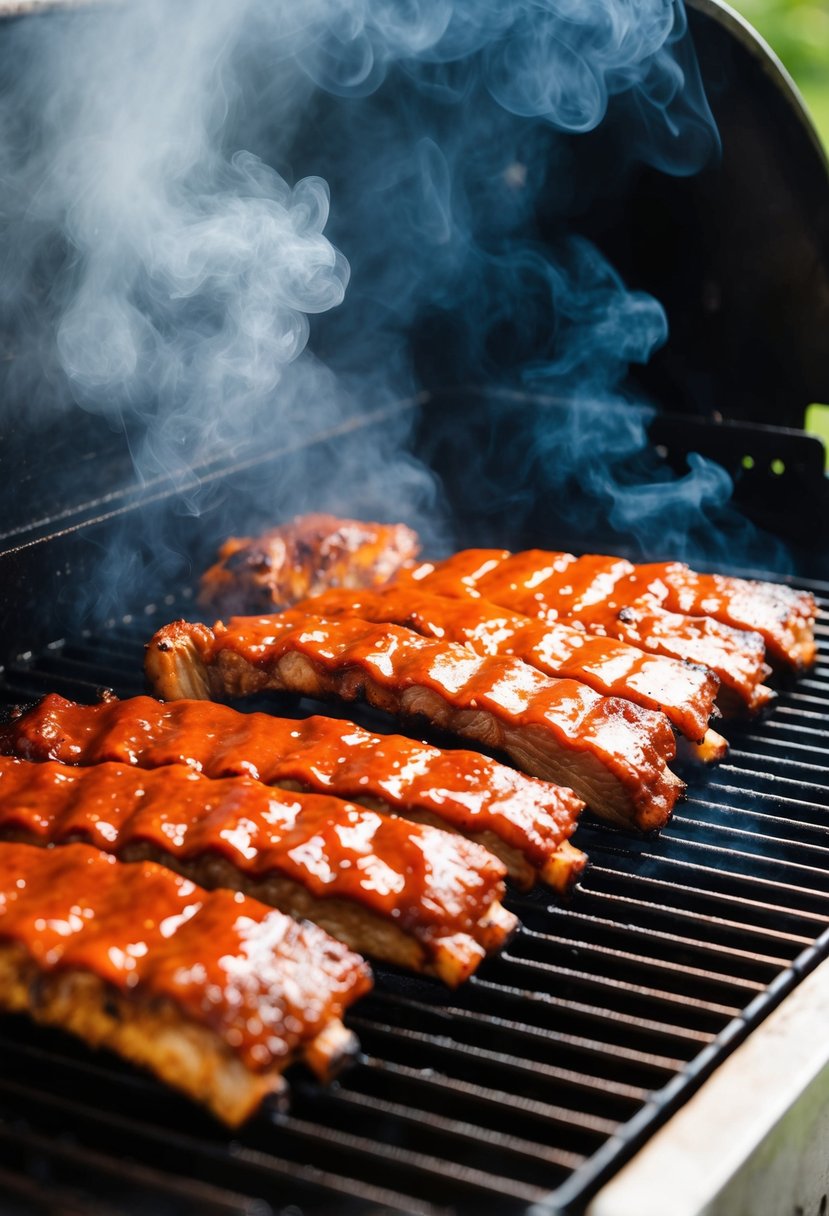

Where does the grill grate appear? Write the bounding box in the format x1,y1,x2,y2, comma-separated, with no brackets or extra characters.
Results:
0,585,827,1215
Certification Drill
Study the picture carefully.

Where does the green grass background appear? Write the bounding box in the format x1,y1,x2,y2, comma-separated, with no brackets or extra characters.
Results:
729,0,829,146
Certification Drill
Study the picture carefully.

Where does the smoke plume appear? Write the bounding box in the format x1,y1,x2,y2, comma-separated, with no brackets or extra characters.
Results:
0,0,776,621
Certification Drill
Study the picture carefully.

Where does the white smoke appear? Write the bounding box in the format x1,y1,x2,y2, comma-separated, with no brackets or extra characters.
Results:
0,0,739,614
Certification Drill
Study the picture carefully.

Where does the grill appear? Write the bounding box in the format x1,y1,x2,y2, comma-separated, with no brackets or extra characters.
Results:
1,0,829,1211
0,567,827,1215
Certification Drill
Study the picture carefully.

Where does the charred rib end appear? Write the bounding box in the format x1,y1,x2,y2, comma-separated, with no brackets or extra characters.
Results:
145,621,215,701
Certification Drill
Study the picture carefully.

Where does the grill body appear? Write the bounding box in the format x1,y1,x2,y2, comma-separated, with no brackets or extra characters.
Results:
0,1,828,1211
0,403,827,1214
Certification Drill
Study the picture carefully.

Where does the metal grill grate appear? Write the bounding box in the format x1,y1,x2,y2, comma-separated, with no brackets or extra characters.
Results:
0,585,827,1215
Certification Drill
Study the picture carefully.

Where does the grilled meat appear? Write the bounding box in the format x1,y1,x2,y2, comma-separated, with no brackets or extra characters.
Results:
198,514,420,615
293,586,722,746
0,756,515,986
0,694,586,893
403,550,776,713
145,615,684,833
0,841,371,1126
627,562,816,670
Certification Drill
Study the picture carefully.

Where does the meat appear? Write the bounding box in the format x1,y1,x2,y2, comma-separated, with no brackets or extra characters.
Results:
0,694,586,893
0,841,371,1126
626,562,817,670
402,549,777,713
198,514,420,615
145,615,684,833
0,756,515,986
292,586,722,745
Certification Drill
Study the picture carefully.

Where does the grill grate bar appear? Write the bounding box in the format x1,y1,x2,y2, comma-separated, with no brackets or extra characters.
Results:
529,907,789,972
508,928,767,998
720,752,829,789
702,772,829,806
465,976,713,1051
294,1083,587,1175
640,822,829,889
679,797,829,844
488,953,741,1026
735,733,829,766
348,1015,649,1106
565,877,812,952
582,838,829,919
0,1073,440,1216
351,1055,618,1140
663,814,829,877
361,990,686,1075
270,1111,553,1205
0,1122,266,1216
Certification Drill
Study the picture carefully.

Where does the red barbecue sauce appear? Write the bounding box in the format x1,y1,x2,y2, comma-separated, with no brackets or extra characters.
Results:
0,840,370,1070
0,756,506,946
407,549,772,704
209,612,678,779
296,586,719,742
0,694,583,867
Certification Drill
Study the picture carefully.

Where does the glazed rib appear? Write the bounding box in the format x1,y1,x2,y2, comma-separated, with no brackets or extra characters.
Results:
626,562,817,670
0,694,586,893
145,615,684,833
0,841,371,1126
0,756,514,986
294,586,721,745
404,550,775,713
199,514,420,616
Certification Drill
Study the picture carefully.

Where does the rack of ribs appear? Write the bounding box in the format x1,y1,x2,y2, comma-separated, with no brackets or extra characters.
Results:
198,514,421,616
145,615,684,833
0,756,516,986
399,549,780,714
290,586,723,748
0,840,371,1126
0,694,586,893
625,561,816,669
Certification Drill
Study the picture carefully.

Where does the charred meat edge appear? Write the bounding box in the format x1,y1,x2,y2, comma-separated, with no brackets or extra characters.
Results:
0,941,356,1127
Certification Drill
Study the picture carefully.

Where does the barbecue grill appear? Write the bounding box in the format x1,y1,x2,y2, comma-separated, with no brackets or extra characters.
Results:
1,1,828,1213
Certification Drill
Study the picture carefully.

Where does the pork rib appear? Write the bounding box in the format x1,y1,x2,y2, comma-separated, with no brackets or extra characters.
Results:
145,615,684,833
627,562,816,670
0,755,515,986
199,514,420,616
403,550,776,713
0,840,370,1126
0,693,585,893
293,586,722,746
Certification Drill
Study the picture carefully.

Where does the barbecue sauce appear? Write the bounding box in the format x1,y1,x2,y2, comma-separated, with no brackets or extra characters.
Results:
0,756,507,947
295,586,719,742
410,550,775,705
1,694,584,869
0,840,370,1071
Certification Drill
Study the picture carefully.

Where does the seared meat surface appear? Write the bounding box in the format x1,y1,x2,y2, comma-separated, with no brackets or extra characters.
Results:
628,561,816,669
145,615,684,833
0,756,515,986
294,586,721,745
199,514,420,615
403,549,777,713
0,841,371,1125
1,694,586,893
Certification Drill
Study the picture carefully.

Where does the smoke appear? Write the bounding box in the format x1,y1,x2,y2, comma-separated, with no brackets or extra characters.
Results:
0,0,771,622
